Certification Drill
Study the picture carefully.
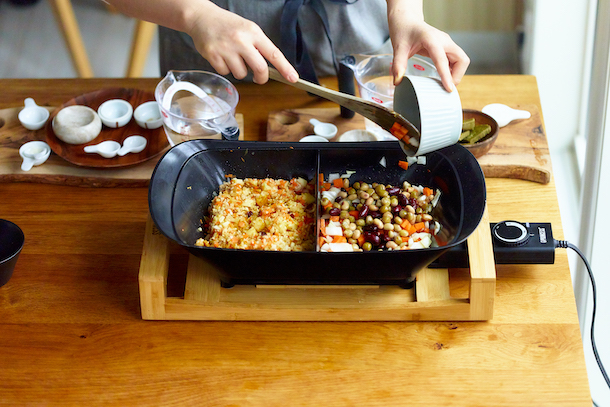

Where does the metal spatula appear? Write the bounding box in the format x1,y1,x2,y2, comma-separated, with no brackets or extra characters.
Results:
268,67,421,154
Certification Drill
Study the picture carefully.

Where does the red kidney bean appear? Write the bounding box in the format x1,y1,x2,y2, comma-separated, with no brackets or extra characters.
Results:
358,205,369,218
397,194,408,206
364,231,380,246
328,207,341,216
386,186,400,196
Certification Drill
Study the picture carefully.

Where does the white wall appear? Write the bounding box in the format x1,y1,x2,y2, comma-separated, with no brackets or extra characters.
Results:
524,0,610,403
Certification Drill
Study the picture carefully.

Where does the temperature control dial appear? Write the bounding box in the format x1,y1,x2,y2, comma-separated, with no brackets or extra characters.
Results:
492,221,530,246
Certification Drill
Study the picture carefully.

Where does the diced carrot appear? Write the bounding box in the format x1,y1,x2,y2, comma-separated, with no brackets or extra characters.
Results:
423,187,433,196
322,201,333,210
322,182,331,191
401,236,410,243
318,237,326,247
390,121,409,139
348,210,360,218
330,215,340,223
414,222,425,232
319,218,326,236
434,234,447,247
318,173,324,185
398,160,409,170
332,235,347,243
357,234,365,246
332,178,344,188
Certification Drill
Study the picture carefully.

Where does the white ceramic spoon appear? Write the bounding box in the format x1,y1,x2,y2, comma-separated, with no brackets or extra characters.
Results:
118,135,147,156
309,118,338,139
84,140,121,158
18,98,50,131
482,103,531,127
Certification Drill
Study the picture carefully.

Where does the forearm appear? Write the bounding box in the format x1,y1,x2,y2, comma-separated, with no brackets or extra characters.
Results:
103,0,215,36
386,0,424,24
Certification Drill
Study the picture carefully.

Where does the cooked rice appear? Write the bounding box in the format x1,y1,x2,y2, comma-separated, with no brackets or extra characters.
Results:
195,177,315,251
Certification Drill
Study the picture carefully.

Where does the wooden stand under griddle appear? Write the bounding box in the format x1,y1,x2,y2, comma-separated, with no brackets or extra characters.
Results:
138,207,495,321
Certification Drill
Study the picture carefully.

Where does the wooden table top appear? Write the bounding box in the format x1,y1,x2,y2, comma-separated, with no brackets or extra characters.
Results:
0,76,591,406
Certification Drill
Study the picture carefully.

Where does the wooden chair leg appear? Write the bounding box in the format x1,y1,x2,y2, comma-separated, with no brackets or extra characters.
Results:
47,0,94,78
126,20,157,78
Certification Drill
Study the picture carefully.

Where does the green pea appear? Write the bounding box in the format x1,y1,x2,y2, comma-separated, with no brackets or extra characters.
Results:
362,242,372,251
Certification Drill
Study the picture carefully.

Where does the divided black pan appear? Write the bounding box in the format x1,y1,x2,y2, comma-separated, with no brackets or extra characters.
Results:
148,140,486,287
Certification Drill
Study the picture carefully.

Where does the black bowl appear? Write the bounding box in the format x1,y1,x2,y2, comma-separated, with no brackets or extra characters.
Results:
148,140,486,287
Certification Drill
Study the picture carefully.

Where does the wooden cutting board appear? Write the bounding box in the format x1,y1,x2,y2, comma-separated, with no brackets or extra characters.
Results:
0,106,243,187
266,106,552,184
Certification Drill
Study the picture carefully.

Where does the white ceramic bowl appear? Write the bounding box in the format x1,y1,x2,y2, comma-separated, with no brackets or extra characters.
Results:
97,99,133,128
52,105,102,145
134,101,163,129
299,135,329,142
393,75,462,156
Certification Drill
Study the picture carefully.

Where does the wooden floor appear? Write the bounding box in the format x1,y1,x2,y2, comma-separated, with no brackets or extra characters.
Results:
0,0,160,79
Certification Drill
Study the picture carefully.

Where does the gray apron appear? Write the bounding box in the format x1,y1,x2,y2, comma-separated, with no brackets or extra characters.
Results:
158,0,392,81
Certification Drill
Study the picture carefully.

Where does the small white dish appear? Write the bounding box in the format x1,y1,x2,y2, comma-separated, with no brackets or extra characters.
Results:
52,105,102,145
18,98,50,131
482,103,531,127
309,118,338,140
19,141,51,171
133,101,163,129
118,135,147,156
97,99,133,128
83,140,121,158
299,135,329,142
337,129,378,142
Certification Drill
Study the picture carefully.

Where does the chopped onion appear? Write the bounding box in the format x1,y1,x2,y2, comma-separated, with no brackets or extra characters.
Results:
417,156,427,165
328,243,354,252
407,156,418,165
328,173,340,183
379,156,387,167
431,189,441,207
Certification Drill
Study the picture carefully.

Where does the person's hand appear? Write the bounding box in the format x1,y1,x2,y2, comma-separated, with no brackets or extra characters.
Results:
187,3,299,84
388,2,470,92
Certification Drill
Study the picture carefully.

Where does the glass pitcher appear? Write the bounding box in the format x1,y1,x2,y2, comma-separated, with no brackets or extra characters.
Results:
155,70,240,146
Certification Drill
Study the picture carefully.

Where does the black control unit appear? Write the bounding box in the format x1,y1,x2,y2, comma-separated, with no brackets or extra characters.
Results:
430,221,555,268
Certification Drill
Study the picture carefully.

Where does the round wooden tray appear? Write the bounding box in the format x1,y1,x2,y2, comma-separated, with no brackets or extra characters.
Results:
45,88,169,168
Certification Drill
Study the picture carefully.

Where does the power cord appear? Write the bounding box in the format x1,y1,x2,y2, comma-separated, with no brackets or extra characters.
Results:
555,240,609,406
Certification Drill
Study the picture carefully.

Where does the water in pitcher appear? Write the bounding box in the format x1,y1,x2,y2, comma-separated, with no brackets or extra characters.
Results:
359,76,396,140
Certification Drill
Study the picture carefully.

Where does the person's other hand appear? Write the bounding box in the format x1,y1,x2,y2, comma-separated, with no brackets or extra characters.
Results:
388,10,469,92
187,4,299,84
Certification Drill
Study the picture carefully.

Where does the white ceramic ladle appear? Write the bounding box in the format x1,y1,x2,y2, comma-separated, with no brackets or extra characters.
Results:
117,135,147,156
482,103,531,127
19,141,51,171
309,118,338,140
18,98,50,131
84,140,121,158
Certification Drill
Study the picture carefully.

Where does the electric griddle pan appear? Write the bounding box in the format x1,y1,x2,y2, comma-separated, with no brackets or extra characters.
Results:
148,140,486,287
